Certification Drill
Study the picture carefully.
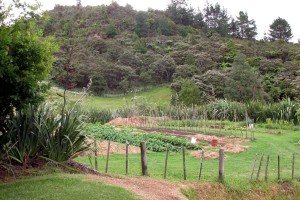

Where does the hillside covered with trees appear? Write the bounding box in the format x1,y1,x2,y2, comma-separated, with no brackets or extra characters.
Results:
39,0,300,104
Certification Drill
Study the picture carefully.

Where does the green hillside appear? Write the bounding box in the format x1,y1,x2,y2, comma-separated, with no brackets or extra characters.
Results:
39,1,300,105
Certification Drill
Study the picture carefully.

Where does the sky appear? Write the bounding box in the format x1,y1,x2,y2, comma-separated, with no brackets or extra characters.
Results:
4,0,300,42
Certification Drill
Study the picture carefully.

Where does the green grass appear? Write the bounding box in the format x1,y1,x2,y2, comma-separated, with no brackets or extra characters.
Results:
0,173,139,200
50,85,171,110
76,128,300,185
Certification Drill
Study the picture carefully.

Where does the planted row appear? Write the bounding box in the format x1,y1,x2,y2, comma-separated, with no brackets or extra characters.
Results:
85,124,202,152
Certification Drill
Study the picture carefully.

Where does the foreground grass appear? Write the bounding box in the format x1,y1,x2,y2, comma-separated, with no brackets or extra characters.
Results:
77,127,300,185
0,173,139,200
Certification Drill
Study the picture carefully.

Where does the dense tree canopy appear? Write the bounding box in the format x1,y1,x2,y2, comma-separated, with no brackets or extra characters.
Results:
36,2,300,104
204,2,230,36
224,53,265,102
236,11,257,39
268,17,293,41
0,1,57,132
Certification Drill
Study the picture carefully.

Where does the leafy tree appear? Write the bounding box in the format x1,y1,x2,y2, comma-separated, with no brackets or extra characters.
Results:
155,16,177,36
268,17,293,41
0,2,57,132
224,53,265,102
135,11,149,37
149,56,176,83
76,0,82,7
221,39,237,68
229,18,239,38
236,11,257,39
139,72,153,89
106,23,117,38
203,2,230,36
166,0,194,26
134,38,147,54
193,10,206,28
173,65,199,80
179,79,200,106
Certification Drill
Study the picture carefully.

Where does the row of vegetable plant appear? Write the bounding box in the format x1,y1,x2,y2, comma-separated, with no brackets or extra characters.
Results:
84,124,202,152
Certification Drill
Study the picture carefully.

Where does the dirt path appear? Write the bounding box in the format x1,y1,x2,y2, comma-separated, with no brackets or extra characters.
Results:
86,174,188,200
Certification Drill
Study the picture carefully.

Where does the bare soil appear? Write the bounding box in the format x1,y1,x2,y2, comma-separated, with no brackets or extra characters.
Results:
107,116,171,127
80,140,140,156
139,127,251,159
106,117,251,159
85,174,188,200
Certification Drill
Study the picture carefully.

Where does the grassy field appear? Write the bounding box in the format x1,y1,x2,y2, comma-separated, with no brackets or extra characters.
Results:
0,172,139,200
77,127,300,187
49,85,171,110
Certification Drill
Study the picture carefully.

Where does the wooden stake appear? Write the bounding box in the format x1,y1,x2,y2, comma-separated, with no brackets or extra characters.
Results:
257,153,264,179
164,144,169,179
250,153,258,181
278,155,280,180
105,140,111,173
265,153,270,182
140,142,148,176
219,148,224,182
183,147,186,180
125,141,129,175
94,139,98,171
292,153,295,179
198,150,204,181
245,111,248,138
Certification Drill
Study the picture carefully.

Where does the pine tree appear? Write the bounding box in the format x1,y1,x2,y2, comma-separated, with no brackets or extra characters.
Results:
203,2,230,36
269,17,293,41
236,11,257,39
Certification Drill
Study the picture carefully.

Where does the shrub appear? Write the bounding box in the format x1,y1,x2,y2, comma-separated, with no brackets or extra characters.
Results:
84,109,113,124
2,103,89,166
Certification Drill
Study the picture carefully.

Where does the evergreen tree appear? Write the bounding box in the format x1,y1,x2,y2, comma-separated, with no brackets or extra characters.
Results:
268,17,293,41
203,2,230,36
236,11,257,39
166,0,194,26
225,53,265,102
135,11,149,37
179,79,201,106
229,19,239,38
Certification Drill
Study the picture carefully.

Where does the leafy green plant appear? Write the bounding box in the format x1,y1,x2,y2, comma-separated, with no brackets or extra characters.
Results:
257,118,296,130
5,106,42,166
37,104,89,162
84,109,113,124
85,124,202,152
2,103,89,166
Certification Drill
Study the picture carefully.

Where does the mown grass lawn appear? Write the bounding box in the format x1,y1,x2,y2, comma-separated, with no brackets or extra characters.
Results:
77,127,300,188
0,173,139,200
49,85,171,110
85,85,171,109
